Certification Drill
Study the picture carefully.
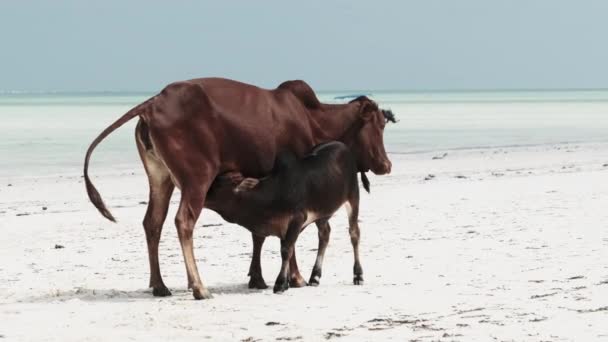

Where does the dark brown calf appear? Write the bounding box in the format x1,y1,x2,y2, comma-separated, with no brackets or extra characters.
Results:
207,141,366,293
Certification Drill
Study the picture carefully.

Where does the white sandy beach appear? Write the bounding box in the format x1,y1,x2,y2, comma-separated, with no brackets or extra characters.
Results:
1,142,607,341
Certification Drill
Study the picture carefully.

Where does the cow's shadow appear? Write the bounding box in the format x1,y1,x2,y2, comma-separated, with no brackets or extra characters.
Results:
15,283,262,303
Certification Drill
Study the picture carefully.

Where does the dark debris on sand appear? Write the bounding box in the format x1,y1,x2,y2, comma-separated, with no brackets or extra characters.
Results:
577,306,608,313
240,338,260,342
277,336,304,341
530,292,557,299
276,336,303,341
324,332,344,339
265,321,282,326
432,153,448,160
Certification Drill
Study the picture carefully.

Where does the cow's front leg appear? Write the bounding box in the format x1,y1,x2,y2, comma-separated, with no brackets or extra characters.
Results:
248,234,268,289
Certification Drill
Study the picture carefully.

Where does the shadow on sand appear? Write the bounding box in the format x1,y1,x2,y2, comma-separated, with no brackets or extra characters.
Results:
13,283,263,303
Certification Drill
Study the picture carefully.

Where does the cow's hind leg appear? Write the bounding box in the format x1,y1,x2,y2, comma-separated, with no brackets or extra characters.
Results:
143,174,174,296
346,199,363,285
175,187,213,300
137,123,175,296
308,219,331,286
248,234,268,289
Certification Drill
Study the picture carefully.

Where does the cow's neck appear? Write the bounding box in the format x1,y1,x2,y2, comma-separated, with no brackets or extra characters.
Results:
308,102,360,145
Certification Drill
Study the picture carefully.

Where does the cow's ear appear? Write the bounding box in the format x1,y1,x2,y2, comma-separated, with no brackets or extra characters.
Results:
359,101,376,121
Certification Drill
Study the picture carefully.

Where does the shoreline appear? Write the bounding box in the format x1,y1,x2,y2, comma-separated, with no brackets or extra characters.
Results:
3,140,608,181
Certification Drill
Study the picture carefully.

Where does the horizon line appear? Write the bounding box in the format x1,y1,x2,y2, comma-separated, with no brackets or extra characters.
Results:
2,86,608,95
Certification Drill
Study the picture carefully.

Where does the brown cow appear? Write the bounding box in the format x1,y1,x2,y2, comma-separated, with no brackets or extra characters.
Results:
84,78,393,300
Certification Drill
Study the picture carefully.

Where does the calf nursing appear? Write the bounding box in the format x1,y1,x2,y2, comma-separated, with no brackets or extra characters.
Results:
84,78,395,299
206,141,368,293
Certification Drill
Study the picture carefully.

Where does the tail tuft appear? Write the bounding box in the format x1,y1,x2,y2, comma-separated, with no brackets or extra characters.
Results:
85,175,116,222
360,172,370,193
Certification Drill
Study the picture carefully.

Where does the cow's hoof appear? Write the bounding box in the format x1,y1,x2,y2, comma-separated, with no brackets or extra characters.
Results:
353,275,364,285
248,276,268,289
308,275,321,287
152,286,172,297
289,275,307,288
273,279,289,294
192,286,213,300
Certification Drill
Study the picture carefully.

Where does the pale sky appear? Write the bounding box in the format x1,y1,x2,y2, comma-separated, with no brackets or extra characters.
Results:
1,1,607,91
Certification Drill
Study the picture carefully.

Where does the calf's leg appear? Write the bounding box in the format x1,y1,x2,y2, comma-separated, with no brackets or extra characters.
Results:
248,234,306,289
274,214,304,293
248,234,268,289
309,220,331,286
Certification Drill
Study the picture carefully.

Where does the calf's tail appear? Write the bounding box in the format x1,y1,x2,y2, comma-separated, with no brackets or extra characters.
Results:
83,97,154,222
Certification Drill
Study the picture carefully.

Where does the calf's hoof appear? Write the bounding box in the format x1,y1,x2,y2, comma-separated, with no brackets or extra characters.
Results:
308,274,321,286
152,285,172,297
248,276,269,290
273,279,289,294
192,286,213,300
353,275,364,285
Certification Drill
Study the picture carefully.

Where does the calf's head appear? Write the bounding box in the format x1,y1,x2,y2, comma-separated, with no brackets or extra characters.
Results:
348,96,395,175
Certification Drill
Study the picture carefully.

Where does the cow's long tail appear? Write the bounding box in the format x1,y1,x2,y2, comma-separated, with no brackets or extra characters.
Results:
83,97,155,222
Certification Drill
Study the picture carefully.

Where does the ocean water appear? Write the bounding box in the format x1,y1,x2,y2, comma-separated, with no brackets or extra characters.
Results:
1,90,607,177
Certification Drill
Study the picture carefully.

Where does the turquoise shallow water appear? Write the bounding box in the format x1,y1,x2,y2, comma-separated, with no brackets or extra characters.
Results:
1,90,607,177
